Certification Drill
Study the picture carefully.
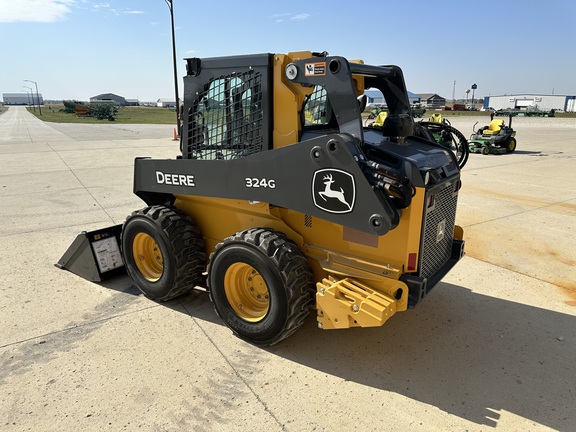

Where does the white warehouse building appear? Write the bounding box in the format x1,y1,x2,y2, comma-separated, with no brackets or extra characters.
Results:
484,94,575,112
2,92,44,105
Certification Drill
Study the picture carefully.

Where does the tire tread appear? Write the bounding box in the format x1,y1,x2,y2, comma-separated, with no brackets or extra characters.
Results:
208,228,314,345
123,205,205,301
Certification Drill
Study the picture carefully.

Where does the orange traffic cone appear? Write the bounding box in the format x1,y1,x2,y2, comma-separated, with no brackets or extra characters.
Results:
172,128,179,141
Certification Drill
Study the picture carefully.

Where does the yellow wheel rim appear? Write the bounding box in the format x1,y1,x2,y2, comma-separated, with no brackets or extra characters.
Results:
224,263,269,322
509,138,516,151
132,233,163,282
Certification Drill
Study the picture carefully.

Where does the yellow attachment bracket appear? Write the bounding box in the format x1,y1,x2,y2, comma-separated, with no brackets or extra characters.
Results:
316,277,398,330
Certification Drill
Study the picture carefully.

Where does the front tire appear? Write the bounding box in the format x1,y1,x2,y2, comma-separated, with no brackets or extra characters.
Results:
121,206,206,301
506,137,517,153
208,228,314,346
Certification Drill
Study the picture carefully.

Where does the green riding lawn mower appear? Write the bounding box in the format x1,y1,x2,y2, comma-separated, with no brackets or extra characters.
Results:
468,113,517,155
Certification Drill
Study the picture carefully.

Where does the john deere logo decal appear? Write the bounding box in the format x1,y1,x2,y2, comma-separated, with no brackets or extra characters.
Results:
312,169,355,214
436,219,446,243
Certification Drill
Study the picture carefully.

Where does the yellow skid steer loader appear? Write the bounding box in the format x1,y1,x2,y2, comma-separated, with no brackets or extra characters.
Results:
58,51,465,346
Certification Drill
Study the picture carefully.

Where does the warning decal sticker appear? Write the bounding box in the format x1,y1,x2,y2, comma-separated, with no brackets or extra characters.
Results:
305,62,326,76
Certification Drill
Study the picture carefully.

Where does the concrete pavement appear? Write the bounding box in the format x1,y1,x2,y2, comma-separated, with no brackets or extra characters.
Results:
1,106,575,431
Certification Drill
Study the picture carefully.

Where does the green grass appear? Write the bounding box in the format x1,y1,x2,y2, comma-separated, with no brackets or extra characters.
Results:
28,105,179,124
25,104,576,124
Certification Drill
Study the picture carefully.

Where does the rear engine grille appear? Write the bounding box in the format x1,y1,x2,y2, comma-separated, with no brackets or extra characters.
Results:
419,180,458,281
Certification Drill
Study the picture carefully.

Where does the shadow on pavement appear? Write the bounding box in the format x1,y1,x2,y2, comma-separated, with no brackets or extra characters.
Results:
9,273,571,430
114,277,575,430
272,282,576,430
98,275,142,296
513,150,544,155
146,278,575,429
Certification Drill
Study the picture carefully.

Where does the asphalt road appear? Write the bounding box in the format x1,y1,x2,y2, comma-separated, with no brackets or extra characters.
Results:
1,106,575,431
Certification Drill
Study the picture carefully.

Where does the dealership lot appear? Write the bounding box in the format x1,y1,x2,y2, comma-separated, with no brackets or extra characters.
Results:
1,106,575,431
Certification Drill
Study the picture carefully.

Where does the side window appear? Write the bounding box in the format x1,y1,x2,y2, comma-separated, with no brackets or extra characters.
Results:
189,72,263,160
302,86,332,127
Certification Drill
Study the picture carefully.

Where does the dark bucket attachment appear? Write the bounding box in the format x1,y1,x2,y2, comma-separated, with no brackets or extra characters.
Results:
55,225,125,282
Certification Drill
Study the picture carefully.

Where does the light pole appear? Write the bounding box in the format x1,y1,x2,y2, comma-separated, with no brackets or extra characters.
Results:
24,79,42,115
164,0,181,135
22,86,35,112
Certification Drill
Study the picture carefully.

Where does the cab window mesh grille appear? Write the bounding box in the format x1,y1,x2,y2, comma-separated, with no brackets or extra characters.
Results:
187,71,264,160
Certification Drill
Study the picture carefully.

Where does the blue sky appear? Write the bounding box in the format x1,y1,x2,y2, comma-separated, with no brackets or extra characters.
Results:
1,0,575,102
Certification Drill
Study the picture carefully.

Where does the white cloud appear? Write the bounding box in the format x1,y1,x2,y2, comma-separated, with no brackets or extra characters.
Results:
0,0,75,23
268,12,311,23
269,12,291,21
90,5,143,16
291,13,310,21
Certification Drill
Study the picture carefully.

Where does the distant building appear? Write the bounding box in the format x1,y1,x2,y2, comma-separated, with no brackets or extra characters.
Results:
418,93,446,109
2,92,44,105
364,90,421,106
90,93,128,105
157,98,176,108
484,94,576,112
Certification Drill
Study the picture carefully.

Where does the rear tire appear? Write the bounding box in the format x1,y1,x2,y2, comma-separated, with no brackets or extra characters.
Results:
208,228,314,346
482,146,490,155
121,206,206,301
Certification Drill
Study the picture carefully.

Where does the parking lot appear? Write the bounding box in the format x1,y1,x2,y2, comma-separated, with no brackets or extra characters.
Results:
1,106,575,431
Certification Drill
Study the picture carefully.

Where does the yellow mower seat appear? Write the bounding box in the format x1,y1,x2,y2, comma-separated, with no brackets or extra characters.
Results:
429,113,443,123
483,119,504,135
372,111,388,127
